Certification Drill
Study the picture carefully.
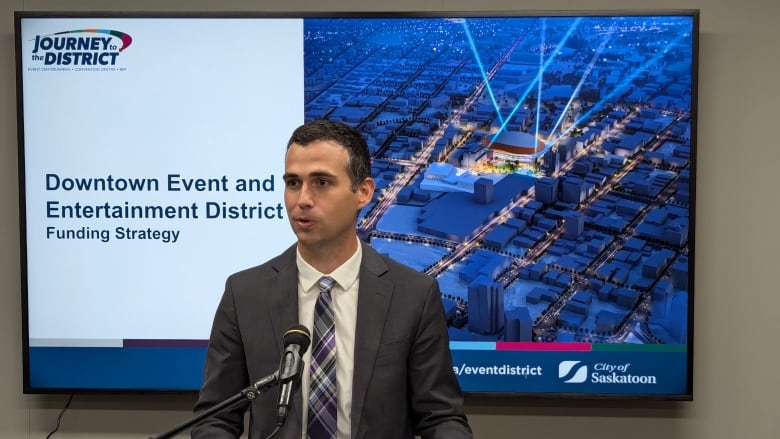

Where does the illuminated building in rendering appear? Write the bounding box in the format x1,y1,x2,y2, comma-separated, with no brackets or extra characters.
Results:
486,130,547,164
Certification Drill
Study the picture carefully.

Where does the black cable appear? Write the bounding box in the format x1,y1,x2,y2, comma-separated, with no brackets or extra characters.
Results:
263,425,281,439
45,394,74,438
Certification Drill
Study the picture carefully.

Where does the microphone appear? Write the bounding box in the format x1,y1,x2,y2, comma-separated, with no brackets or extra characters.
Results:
276,324,311,427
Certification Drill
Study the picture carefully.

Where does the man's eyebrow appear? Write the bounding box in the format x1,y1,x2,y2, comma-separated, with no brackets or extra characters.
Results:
309,171,337,178
283,171,336,179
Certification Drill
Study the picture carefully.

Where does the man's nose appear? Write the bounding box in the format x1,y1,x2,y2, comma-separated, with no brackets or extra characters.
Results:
297,183,314,207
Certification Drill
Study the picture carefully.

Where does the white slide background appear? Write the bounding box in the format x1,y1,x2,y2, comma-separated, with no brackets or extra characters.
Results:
20,18,303,341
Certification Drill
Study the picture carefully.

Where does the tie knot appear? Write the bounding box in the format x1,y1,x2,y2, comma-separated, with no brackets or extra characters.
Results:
318,276,336,293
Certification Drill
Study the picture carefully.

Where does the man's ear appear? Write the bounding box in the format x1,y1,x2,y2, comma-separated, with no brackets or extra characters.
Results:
356,177,376,209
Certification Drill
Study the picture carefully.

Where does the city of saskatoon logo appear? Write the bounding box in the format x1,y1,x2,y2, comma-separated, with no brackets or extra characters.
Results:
31,29,133,66
558,360,588,383
559,361,659,384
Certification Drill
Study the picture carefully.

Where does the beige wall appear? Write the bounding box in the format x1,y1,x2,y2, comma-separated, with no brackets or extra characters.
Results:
2,0,778,437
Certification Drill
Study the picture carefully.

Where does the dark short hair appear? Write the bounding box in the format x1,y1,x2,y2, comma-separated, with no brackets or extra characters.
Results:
286,120,372,192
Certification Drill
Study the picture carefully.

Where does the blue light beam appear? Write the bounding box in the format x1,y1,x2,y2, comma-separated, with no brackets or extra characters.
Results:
547,28,616,145
488,17,583,148
461,20,505,125
551,33,689,145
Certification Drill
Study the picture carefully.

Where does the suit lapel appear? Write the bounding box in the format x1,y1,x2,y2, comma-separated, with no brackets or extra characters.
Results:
351,243,392,437
266,245,304,435
268,244,300,351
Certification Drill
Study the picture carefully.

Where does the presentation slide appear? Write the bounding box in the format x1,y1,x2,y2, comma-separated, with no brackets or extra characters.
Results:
19,14,694,397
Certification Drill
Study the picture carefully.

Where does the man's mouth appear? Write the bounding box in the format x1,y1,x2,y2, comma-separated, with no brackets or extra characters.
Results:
295,217,315,226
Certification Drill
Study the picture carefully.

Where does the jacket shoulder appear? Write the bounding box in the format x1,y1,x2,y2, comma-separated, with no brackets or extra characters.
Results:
224,243,296,286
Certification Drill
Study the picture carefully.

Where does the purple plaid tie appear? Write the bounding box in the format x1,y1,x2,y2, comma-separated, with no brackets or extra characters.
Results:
308,276,337,439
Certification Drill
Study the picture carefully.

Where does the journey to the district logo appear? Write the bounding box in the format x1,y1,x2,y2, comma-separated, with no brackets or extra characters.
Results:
29,29,133,67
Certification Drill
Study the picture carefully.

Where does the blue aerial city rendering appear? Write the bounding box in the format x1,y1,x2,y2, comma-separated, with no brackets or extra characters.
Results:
302,15,693,350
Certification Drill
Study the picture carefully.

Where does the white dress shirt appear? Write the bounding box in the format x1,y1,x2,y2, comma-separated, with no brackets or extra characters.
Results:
296,242,361,439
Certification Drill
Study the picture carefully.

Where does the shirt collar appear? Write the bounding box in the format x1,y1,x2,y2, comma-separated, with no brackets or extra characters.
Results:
296,238,362,294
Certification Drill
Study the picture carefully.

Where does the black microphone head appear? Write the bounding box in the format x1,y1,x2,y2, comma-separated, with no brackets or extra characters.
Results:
283,324,311,353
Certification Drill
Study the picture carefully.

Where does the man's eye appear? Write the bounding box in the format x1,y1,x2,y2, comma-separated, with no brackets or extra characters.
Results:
316,179,329,187
285,180,300,188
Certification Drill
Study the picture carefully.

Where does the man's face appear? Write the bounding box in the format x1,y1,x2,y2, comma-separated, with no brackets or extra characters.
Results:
283,140,373,253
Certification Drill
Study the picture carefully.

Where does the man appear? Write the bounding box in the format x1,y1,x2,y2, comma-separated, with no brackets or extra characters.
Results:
192,120,472,439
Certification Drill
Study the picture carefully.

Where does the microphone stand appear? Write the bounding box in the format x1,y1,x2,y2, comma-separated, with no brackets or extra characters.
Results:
149,372,279,439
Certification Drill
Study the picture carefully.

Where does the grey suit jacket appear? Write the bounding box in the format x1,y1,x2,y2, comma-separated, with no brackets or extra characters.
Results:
192,242,472,439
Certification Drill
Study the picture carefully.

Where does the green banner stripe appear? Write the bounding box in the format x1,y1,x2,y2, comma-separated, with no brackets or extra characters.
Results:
592,344,687,353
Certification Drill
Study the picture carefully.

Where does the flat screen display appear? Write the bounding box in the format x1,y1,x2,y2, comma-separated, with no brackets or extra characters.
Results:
16,10,697,398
